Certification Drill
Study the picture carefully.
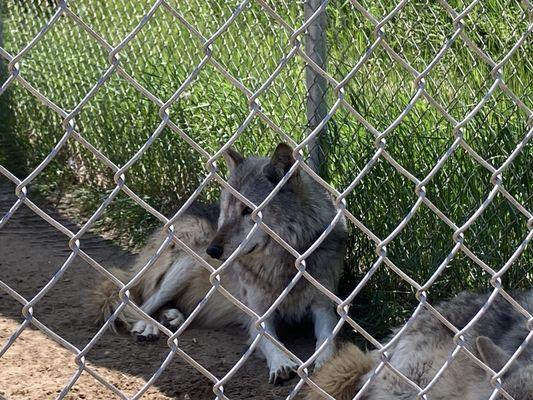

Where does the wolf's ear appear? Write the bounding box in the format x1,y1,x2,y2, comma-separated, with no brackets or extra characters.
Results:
263,143,297,183
223,148,244,171
476,336,509,372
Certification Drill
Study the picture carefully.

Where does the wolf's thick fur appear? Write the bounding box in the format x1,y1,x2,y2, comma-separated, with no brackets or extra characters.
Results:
306,290,533,400
91,143,347,383
308,342,375,400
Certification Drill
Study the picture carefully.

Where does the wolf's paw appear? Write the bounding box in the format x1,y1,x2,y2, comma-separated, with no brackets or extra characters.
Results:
314,343,336,370
159,308,185,330
131,320,159,342
268,354,298,384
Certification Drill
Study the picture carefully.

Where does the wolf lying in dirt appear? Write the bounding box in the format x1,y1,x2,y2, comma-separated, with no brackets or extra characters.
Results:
92,143,347,383
305,290,533,400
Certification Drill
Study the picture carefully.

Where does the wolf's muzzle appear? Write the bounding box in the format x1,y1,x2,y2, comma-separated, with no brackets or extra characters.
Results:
206,244,223,259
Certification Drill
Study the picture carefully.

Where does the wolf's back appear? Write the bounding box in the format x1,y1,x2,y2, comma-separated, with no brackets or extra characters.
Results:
305,343,374,400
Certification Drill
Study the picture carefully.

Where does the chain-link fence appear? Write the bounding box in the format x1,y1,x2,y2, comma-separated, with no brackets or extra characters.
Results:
0,0,531,399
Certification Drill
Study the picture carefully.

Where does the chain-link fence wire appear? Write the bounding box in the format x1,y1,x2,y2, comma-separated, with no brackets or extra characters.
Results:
0,0,531,398
2,0,531,335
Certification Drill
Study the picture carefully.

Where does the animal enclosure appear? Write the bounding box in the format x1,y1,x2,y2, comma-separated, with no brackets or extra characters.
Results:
0,0,531,399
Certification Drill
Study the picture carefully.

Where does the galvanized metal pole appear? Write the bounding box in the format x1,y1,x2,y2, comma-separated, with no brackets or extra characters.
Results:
304,0,328,177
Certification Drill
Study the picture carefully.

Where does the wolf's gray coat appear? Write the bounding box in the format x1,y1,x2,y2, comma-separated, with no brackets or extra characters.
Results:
307,290,533,400
207,143,347,382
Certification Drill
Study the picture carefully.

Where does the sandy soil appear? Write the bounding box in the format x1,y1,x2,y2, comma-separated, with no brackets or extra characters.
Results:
0,180,316,400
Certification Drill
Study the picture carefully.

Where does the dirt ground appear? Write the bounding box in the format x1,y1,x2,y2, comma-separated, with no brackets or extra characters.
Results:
0,180,316,400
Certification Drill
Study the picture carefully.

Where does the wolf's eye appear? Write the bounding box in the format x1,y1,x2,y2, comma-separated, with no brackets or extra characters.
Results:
242,207,253,216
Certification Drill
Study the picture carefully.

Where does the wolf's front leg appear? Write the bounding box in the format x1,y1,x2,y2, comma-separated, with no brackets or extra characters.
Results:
131,262,187,341
248,316,299,384
312,304,338,369
246,295,298,384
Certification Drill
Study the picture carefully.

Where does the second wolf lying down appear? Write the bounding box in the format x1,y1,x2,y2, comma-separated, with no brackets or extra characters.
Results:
92,143,347,383
306,290,533,400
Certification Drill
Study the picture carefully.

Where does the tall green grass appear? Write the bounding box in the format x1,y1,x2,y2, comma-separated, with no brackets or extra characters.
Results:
1,0,531,338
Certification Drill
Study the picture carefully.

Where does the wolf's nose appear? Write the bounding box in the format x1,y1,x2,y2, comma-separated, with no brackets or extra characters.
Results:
206,245,223,259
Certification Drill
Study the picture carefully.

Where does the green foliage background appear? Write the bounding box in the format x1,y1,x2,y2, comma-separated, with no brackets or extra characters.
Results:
1,0,531,338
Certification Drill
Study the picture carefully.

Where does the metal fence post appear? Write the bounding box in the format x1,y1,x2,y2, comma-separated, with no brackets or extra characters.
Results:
304,0,329,177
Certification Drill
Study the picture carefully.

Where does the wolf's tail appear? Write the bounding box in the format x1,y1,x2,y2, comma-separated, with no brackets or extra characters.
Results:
88,267,144,332
305,343,375,400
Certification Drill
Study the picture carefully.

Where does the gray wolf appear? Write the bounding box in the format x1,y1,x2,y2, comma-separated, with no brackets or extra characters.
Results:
306,290,533,400
91,143,347,383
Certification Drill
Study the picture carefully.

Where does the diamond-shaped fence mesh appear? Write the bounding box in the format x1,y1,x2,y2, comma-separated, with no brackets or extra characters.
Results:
0,0,531,399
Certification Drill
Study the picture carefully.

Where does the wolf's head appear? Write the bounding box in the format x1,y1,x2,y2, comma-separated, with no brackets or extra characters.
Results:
206,143,329,261
476,336,533,400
